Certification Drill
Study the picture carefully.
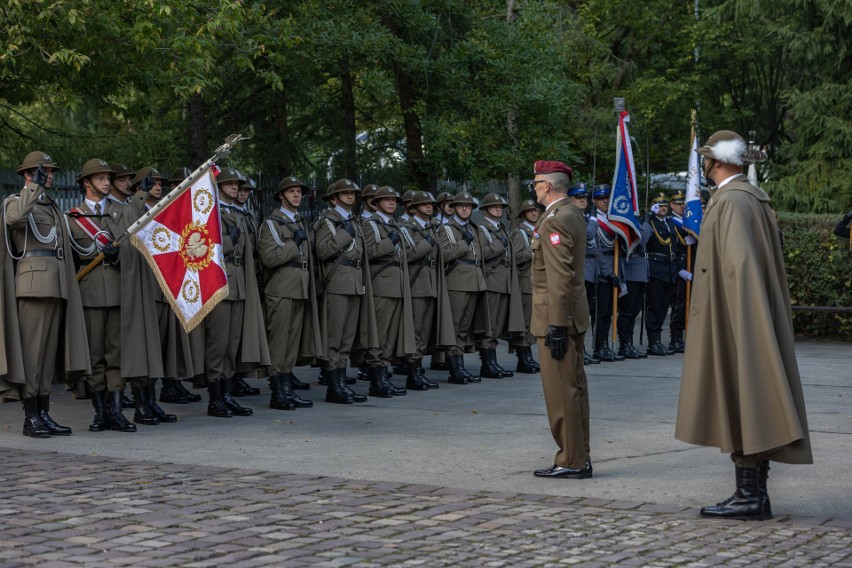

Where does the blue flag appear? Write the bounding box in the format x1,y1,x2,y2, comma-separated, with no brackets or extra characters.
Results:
684,121,703,238
607,111,642,256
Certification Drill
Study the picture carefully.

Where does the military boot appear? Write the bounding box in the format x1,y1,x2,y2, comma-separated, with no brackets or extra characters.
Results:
380,366,406,395
174,380,202,402
368,366,395,398
37,394,72,436
159,379,189,404
669,330,685,353
105,391,137,432
583,348,601,365
415,359,439,389
290,372,310,391
489,349,514,377
268,375,296,410
447,354,469,384
430,352,449,371
700,466,772,521
515,346,540,374
207,381,234,417
282,373,313,408
593,336,625,362
146,384,177,422
88,390,108,432
232,376,260,397
318,369,330,386
457,354,480,383
338,369,367,401
356,366,370,382
405,362,430,391
133,386,160,425
646,332,673,356
325,368,354,404
22,397,51,438
617,334,646,359
479,349,503,379
221,378,253,416
120,388,136,409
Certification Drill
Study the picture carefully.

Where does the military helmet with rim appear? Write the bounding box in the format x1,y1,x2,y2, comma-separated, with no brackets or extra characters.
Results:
451,191,478,208
323,178,361,201
480,193,508,209
17,151,59,175
371,185,402,205
76,159,114,184
410,191,437,207
130,166,167,188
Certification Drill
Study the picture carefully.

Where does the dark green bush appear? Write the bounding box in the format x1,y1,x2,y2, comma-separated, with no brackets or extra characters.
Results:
778,212,852,341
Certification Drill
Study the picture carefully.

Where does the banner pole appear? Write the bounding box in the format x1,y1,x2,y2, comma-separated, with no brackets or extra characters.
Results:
76,134,246,281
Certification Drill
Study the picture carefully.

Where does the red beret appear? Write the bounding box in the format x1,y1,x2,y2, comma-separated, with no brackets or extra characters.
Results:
533,160,573,178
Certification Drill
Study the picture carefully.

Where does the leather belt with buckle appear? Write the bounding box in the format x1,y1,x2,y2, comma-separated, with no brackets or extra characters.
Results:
22,249,63,260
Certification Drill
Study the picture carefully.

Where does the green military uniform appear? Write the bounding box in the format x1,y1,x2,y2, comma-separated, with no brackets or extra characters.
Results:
509,199,541,373
258,176,320,410
3,151,90,438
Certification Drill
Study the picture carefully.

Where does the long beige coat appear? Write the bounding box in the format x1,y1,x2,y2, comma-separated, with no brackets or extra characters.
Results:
675,176,812,464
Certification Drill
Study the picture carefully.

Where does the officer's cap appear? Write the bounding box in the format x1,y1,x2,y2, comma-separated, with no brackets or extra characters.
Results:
592,184,611,199
568,183,589,198
651,193,670,205
670,192,685,204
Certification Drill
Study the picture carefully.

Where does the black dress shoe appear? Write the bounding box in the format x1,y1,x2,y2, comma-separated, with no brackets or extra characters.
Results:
533,462,593,479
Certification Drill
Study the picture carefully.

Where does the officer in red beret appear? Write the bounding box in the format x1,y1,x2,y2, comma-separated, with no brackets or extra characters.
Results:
528,160,594,479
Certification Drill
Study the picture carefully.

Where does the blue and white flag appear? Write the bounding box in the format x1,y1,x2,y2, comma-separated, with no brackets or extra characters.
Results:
684,121,703,238
607,110,642,256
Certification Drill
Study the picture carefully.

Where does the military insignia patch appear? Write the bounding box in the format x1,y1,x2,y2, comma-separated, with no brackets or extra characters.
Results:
549,233,560,245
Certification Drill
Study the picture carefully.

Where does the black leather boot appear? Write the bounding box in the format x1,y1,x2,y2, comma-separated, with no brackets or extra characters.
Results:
133,386,160,425
759,460,771,503
174,380,202,402
159,379,189,404
337,369,367,402
583,348,601,365
232,376,260,397
37,394,72,436
618,335,645,359
392,363,406,376
489,349,514,377
415,360,439,389
282,373,313,408
221,378,253,416
207,380,234,417
356,366,370,382
89,390,107,432
515,346,540,373
700,465,772,521
290,373,310,391
479,349,503,379
380,366,406,395
405,362,430,391
22,397,51,438
447,353,469,384
593,336,625,362
146,384,177,422
646,332,672,356
458,354,480,383
106,391,137,432
430,353,449,371
318,369,330,386
368,366,394,398
669,330,685,353
325,368,354,404
268,375,296,410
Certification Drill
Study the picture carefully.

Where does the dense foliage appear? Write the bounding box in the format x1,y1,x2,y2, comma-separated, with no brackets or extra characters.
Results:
779,213,852,341
1,0,850,215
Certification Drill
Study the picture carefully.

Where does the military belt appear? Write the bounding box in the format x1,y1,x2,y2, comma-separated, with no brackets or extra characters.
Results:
22,248,63,260
457,259,481,267
413,257,436,268
600,250,615,256
224,256,243,266
338,257,361,269
647,252,674,262
282,259,309,271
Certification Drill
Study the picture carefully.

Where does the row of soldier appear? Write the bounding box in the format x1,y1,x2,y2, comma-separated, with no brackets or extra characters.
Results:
1,151,552,438
575,183,702,364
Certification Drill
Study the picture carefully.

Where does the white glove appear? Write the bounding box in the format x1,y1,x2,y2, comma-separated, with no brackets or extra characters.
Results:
685,235,697,245
618,282,628,298
678,269,693,281
651,203,659,214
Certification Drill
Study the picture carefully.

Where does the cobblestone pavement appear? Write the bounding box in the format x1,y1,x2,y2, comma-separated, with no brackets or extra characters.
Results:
0,448,850,567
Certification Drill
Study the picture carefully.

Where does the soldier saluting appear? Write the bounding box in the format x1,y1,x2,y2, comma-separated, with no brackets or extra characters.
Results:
3,151,90,437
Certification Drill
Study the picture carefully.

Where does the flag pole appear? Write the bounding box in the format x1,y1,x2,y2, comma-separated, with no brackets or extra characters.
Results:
76,134,247,281
611,97,624,346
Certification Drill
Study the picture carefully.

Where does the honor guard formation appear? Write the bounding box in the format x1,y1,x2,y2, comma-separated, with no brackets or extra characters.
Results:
1,130,811,521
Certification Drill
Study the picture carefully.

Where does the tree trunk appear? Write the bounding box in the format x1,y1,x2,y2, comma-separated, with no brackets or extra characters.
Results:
340,59,358,181
393,63,430,192
274,90,291,177
188,94,207,169
506,0,521,224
